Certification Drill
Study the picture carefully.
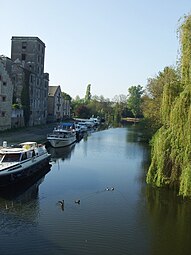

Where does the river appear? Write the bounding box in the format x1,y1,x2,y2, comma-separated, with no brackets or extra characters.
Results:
0,126,191,255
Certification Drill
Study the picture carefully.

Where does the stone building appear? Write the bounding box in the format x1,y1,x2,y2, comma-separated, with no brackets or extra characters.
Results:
47,85,71,122
11,36,49,126
0,58,13,131
63,99,71,119
47,86,63,122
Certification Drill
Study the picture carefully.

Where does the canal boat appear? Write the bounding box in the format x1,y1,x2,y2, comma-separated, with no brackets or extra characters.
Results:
47,122,77,148
0,141,51,187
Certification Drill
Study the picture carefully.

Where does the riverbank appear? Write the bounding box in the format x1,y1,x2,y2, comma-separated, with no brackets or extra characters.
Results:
0,123,56,145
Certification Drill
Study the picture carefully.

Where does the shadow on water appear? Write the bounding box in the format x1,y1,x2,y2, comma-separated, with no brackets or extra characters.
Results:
126,125,191,255
0,164,52,201
144,182,191,255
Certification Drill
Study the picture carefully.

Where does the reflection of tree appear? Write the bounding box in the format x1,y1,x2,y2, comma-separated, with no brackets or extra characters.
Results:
145,185,191,255
125,124,147,143
138,133,191,255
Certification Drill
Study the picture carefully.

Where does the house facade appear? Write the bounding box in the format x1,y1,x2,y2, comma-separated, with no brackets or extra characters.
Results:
47,86,63,122
0,58,13,131
63,99,71,119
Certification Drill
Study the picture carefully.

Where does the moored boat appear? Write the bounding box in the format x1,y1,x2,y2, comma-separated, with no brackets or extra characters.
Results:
0,141,51,187
47,122,76,148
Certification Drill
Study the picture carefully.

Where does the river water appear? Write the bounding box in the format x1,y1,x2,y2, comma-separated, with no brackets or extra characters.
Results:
0,126,191,255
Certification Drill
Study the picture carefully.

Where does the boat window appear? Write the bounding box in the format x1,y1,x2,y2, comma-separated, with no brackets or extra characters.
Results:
21,152,27,161
32,150,35,157
0,153,4,161
2,153,21,162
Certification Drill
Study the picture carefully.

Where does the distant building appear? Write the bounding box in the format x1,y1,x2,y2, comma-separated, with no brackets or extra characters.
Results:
0,58,13,131
47,86,63,122
63,99,71,119
47,86,71,122
11,36,49,126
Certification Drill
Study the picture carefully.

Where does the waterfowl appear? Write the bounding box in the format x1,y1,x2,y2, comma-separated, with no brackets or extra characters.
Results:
58,200,64,205
75,199,80,204
58,200,64,211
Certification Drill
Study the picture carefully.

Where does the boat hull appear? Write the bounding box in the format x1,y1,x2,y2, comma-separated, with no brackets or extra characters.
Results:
47,136,76,148
0,154,51,188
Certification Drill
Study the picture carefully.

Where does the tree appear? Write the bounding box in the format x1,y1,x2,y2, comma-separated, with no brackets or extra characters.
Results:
84,84,91,103
62,92,72,101
127,85,144,118
146,14,191,197
141,66,180,133
75,105,91,118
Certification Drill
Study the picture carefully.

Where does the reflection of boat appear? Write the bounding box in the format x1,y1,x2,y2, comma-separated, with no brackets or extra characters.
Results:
0,141,51,187
0,165,51,221
0,164,51,200
47,143,75,161
47,122,76,148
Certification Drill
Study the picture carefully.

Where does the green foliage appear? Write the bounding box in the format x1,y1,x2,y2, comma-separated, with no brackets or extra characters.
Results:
62,92,72,101
147,14,191,197
127,85,144,118
75,105,91,118
84,84,91,103
12,103,21,109
141,67,180,134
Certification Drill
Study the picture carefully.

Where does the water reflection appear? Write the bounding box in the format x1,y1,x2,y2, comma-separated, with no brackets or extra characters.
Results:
47,143,76,162
1,126,190,255
145,185,191,255
0,164,51,211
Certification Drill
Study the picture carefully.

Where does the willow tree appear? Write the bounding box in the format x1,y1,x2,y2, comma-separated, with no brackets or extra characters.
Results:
142,67,180,134
146,14,191,197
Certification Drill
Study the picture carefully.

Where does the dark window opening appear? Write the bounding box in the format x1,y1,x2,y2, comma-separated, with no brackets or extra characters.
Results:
22,42,27,49
21,53,26,61
2,112,6,117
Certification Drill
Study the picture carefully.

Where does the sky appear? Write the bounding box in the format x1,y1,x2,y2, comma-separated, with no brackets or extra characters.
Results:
1,0,191,99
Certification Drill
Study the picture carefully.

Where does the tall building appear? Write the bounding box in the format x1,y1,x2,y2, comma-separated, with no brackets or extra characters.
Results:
11,36,49,126
0,58,13,131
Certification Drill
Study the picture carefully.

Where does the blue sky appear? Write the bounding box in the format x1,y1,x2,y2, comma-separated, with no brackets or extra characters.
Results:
1,0,191,99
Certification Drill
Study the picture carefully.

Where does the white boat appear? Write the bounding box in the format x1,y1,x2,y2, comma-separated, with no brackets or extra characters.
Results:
47,122,76,148
0,141,51,187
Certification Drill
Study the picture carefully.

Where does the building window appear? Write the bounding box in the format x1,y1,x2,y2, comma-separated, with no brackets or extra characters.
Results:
3,81,6,86
2,96,6,102
21,53,26,61
1,111,6,117
0,75,1,81
22,42,27,49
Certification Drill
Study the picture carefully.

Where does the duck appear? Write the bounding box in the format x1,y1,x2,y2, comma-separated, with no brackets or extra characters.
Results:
75,199,80,204
58,200,64,205
105,187,110,191
58,200,65,210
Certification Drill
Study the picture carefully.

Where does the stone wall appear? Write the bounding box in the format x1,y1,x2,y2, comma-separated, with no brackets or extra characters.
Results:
0,60,13,131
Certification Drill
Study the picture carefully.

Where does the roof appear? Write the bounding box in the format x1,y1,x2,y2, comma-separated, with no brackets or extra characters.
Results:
48,86,61,96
